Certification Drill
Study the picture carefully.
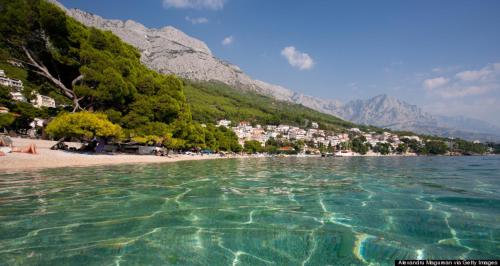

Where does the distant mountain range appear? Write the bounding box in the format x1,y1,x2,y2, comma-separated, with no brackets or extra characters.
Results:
328,95,500,142
51,0,500,142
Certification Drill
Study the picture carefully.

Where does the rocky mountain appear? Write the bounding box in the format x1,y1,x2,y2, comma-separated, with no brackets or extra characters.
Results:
435,115,500,135
51,0,500,141
333,94,437,129
51,0,353,110
50,1,295,102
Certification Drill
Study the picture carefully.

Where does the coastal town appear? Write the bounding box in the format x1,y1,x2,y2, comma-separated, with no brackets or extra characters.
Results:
217,119,471,156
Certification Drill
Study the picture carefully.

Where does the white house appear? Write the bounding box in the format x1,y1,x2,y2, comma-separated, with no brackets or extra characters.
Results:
10,92,26,102
1,70,25,98
32,94,56,108
217,119,231,127
0,76,23,91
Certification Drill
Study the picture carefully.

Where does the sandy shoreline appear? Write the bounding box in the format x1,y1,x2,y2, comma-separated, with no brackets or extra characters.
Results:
0,138,435,172
0,138,246,172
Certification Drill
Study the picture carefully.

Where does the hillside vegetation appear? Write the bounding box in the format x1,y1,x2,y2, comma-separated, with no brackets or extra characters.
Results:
184,81,376,132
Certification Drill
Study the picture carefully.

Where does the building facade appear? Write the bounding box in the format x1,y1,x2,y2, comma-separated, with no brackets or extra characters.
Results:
32,94,56,108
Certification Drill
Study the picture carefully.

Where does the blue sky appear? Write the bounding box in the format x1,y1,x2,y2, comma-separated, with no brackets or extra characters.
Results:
59,0,500,126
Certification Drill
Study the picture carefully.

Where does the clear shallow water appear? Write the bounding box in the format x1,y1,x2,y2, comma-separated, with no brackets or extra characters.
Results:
0,157,499,265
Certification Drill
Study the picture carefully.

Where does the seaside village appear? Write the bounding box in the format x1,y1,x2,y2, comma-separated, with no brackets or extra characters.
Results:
0,68,469,157
217,119,424,156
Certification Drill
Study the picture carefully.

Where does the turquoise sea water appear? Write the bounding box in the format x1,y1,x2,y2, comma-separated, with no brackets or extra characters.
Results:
0,157,499,265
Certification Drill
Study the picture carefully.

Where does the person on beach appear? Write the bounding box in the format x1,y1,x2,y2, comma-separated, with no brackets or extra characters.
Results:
0,136,38,155
12,144,38,154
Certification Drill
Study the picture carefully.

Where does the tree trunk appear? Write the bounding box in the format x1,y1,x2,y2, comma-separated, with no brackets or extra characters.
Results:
22,46,84,112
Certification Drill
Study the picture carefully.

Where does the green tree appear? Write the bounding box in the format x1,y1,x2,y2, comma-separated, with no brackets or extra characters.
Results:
0,85,12,106
170,121,206,149
163,134,186,151
294,139,305,153
351,137,369,155
453,139,487,154
129,122,171,145
265,137,279,154
9,102,46,130
209,125,241,152
326,141,335,153
244,140,263,154
340,141,351,151
396,143,408,154
45,112,122,140
0,113,15,129
402,138,426,154
425,140,448,155
374,142,391,155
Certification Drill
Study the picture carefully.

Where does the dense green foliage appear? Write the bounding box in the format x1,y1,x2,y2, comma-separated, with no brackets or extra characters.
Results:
395,143,408,154
0,113,15,129
452,139,488,154
45,112,123,140
203,125,242,152
373,142,391,155
401,138,426,154
351,137,370,155
348,134,370,155
425,140,449,155
0,1,186,124
166,123,242,152
244,140,263,153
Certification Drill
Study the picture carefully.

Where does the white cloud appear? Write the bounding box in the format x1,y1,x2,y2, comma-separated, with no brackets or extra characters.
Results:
423,77,449,90
423,62,500,98
422,63,500,126
454,63,500,82
185,16,209,24
430,65,462,74
221,36,233,46
280,46,314,70
438,86,493,98
163,0,225,10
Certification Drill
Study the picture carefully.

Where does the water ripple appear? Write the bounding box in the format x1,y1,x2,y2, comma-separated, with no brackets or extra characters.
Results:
1,156,499,265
